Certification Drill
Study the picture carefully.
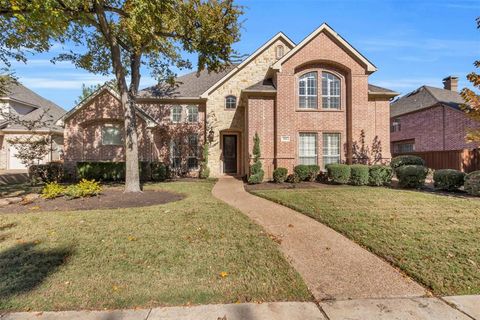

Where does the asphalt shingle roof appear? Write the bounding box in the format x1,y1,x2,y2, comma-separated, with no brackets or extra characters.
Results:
1,82,66,132
368,84,398,94
390,86,464,118
244,79,276,92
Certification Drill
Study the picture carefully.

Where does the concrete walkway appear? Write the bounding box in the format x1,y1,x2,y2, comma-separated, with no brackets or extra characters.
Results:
212,176,426,301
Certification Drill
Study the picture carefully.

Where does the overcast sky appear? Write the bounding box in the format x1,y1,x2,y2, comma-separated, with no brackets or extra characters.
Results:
6,0,480,110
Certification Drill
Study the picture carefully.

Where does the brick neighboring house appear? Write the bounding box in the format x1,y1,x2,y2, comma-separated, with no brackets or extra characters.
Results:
0,82,65,170
390,76,480,154
58,23,398,179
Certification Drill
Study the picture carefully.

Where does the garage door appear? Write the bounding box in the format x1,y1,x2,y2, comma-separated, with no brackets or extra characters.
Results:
8,145,27,170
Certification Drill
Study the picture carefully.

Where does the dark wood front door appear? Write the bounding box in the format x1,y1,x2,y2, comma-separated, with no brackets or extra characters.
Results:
223,135,237,174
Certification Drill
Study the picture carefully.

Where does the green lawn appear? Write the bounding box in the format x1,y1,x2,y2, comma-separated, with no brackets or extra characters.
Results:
252,186,480,296
0,180,310,311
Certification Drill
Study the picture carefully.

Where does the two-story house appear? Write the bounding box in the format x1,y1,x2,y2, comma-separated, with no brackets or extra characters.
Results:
59,23,398,178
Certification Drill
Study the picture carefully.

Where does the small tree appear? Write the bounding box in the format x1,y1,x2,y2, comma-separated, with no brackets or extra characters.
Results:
351,130,383,165
461,17,480,143
6,136,50,167
199,143,210,179
248,132,264,184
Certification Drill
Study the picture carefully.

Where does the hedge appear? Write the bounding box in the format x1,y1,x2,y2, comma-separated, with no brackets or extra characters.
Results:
350,164,369,186
433,169,466,191
464,170,480,196
368,165,393,186
326,164,351,184
396,165,428,188
76,161,162,182
391,155,425,171
29,162,64,184
273,167,288,183
294,164,320,181
286,173,300,184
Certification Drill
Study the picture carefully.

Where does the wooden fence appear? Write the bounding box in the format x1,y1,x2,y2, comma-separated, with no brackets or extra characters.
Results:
392,149,480,173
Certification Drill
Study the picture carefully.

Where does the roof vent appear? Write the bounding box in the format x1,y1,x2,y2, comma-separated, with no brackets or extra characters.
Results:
442,76,458,92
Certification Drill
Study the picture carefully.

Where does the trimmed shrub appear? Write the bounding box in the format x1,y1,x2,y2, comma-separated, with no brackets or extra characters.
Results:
390,155,425,171
369,165,393,186
248,172,264,184
433,169,466,191
41,182,65,199
29,162,64,184
199,143,210,179
151,162,169,182
396,165,428,188
248,133,264,184
273,167,288,183
326,164,351,184
294,165,320,181
76,161,152,181
286,173,300,184
464,170,480,196
350,164,369,186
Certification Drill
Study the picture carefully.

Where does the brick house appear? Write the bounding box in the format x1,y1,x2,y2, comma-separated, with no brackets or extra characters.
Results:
59,23,398,179
390,76,479,154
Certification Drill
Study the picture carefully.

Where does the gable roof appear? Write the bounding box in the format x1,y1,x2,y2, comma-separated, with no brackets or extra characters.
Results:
138,65,237,99
368,84,399,97
57,84,158,128
271,23,377,73
390,86,465,118
199,32,296,98
243,79,276,93
0,82,66,133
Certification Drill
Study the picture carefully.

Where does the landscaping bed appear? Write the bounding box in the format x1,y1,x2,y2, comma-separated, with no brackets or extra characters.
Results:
0,189,184,214
0,180,310,311
251,186,480,296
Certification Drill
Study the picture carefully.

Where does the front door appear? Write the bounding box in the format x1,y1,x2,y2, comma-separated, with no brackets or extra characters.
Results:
223,135,237,174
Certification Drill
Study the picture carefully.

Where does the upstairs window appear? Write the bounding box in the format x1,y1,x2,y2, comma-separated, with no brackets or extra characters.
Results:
299,133,317,165
323,133,341,167
391,118,401,132
276,45,285,59
187,105,198,123
322,72,340,109
101,124,123,146
171,105,182,123
225,96,237,109
299,72,317,109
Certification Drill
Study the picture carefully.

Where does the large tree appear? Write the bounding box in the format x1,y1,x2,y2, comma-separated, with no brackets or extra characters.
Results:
0,0,242,192
461,17,480,143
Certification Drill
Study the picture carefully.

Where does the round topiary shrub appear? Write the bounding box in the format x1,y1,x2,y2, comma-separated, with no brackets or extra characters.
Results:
464,170,480,196
273,167,288,183
433,169,466,191
350,164,369,186
286,173,300,184
294,165,309,181
396,165,428,188
369,165,393,186
391,155,425,171
326,164,351,184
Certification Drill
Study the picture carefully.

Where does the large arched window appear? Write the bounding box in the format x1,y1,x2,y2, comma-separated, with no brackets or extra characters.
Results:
321,72,341,109
225,95,237,109
298,72,317,109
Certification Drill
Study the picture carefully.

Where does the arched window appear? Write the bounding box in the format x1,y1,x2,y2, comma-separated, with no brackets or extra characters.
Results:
299,72,317,109
321,72,341,109
276,45,284,59
225,95,237,109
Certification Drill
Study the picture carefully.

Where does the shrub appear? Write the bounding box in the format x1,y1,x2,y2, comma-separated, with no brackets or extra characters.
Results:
396,165,428,188
433,169,466,191
326,164,351,184
350,164,369,186
316,171,329,183
65,179,102,199
77,161,152,181
248,172,264,184
464,171,480,196
41,182,65,199
248,132,264,184
286,173,300,184
306,165,320,181
151,162,169,181
294,165,320,181
199,143,210,179
29,162,64,184
64,184,83,199
273,167,288,183
369,165,393,186
390,155,425,171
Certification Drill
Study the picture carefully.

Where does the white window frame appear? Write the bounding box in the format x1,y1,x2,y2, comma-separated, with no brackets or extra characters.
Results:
321,72,341,110
171,105,182,123
391,118,401,132
276,45,284,59
101,123,123,146
225,96,237,109
298,133,318,165
299,72,318,109
322,133,341,167
187,105,198,123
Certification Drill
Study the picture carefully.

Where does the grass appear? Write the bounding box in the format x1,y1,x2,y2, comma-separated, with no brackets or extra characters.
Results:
0,180,310,311
252,186,480,296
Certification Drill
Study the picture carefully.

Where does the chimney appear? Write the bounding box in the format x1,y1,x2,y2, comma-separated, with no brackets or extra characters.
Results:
443,76,458,92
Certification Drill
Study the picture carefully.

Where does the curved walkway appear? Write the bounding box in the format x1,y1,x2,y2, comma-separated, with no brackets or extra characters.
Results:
212,176,426,301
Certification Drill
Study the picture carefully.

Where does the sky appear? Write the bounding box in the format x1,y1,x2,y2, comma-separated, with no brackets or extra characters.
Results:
5,0,480,110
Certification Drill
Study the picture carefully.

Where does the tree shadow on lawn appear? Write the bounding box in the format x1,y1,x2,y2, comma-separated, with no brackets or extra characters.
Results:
0,242,72,300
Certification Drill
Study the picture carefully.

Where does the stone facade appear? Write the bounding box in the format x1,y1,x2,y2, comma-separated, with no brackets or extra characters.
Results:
390,105,479,152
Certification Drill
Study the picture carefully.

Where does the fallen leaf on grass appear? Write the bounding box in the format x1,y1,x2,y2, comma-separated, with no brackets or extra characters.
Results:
219,271,228,278
127,235,137,241
29,206,40,210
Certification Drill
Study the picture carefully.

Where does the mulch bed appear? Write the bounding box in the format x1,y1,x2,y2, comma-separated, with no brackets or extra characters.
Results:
0,189,184,214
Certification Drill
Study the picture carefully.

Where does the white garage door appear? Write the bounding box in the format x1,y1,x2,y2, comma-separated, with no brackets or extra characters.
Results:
8,145,28,170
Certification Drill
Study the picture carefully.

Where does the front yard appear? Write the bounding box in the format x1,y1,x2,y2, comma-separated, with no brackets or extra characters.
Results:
252,186,480,296
0,180,310,311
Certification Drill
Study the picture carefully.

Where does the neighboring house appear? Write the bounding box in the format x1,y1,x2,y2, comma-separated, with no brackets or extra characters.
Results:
390,76,479,154
59,23,398,179
0,82,65,170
